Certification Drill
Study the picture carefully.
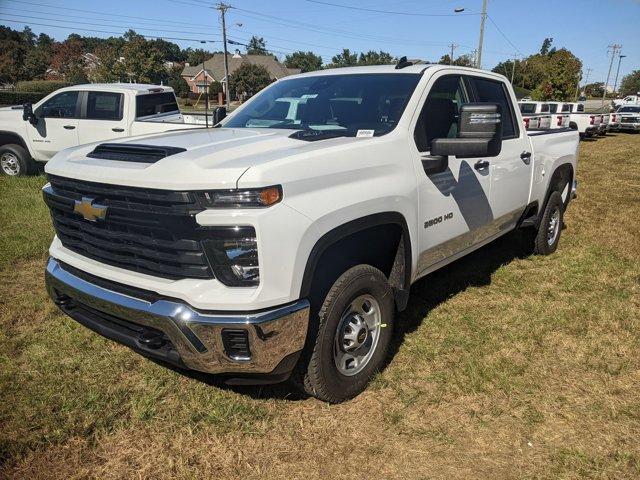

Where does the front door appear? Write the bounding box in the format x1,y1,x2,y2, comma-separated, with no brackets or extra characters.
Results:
411,73,494,276
467,75,531,227
26,90,80,160
78,91,129,145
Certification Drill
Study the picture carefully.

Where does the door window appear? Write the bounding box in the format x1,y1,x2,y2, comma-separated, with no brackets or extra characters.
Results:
414,75,468,152
38,91,79,118
86,92,123,120
470,77,519,138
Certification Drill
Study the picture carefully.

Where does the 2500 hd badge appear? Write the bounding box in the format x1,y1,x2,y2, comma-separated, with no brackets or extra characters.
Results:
424,212,453,228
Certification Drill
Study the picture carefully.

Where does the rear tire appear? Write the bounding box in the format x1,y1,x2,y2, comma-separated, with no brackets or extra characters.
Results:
0,144,35,177
532,191,564,255
296,264,394,403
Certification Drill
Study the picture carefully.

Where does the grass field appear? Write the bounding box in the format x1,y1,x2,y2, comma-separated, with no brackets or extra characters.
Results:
0,133,639,479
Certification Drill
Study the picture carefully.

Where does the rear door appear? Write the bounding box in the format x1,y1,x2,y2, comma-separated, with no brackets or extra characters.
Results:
78,91,128,145
411,73,494,275
26,90,80,160
467,75,531,225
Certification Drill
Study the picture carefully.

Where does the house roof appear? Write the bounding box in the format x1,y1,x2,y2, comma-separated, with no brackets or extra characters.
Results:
182,53,300,80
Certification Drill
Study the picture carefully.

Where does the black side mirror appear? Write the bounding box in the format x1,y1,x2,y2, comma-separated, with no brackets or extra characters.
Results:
23,102,38,125
213,106,226,124
431,103,503,158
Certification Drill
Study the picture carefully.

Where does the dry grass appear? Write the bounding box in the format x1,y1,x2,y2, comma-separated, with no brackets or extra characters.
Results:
0,133,639,479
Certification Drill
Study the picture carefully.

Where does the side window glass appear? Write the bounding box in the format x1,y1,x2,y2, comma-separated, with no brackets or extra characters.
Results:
414,75,467,152
471,77,518,138
39,91,79,119
549,104,557,113
86,92,123,120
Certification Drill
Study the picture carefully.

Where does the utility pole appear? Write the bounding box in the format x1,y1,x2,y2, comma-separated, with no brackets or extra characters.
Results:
575,67,592,101
216,2,231,110
448,43,458,65
602,44,621,107
510,54,517,84
476,0,488,69
613,54,626,96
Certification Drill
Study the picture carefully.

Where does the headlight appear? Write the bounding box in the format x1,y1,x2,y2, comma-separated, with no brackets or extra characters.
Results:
197,186,282,208
202,226,259,287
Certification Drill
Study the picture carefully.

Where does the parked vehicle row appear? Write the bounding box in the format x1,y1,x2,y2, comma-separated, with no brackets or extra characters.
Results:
41,64,580,402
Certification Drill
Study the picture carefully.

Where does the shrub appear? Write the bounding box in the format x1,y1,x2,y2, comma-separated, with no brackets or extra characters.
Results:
0,91,48,106
15,81,71,94
209,81,223,96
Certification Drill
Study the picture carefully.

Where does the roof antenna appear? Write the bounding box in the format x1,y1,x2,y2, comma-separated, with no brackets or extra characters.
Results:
395,56,413,69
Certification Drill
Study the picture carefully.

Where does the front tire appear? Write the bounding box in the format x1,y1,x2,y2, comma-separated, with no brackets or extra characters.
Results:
0,144,35,177
298,264,394,403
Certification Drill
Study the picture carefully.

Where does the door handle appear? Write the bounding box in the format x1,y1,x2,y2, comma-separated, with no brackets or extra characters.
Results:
520,151,532,164
474,160,490,171
112,128,125,132
63,125,75,130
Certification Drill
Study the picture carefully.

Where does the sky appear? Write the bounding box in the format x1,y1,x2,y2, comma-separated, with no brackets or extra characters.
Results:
0,0,638,87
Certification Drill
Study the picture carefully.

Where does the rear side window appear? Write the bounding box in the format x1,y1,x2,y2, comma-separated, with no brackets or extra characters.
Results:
576,104,585,112
540,104,550,113
548,103,558,113
520,103,536,114
471,77,518,138
136,92,179,118
86,92,123,120
561,104,572,112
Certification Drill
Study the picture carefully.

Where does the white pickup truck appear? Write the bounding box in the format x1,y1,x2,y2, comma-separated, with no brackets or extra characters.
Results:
43,64,579,402
518,101,553,130
553,102,601,138
616,105,640,132
612,94,640,109
0,84,218,176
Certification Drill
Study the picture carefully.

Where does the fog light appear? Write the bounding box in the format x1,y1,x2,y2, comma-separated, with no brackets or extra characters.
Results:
202,226,259,287
221,328,251,360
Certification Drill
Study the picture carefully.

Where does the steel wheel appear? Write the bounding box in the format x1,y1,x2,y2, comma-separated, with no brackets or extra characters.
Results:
333,294,382,376
1,152,20,176
547,206,561,246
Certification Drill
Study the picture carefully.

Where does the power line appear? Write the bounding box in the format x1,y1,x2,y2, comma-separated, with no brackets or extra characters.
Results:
303,0,480,16
0,18,216,44
486,14,522,56
3,0,213,28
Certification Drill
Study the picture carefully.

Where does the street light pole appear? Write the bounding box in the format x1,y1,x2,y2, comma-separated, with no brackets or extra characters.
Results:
613,54,626,96
476,0,488,69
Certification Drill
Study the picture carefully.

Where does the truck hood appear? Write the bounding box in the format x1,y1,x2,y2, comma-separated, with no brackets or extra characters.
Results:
45,127,363,190
0,105,24,127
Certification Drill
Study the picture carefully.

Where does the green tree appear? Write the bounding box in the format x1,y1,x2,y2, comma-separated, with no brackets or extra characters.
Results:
530,48,582,101
228,63,272,98
150,39,186,62
91,43,124,82
284,51,323,72
619,70,640,96
583,82,604,98
209,80,223,96
246,36,267,55
439,53,474,67
330,49,358,68
540,37,553,55
0,26,30,83
185,48,211,66
120,35,164,83
166,67,190,97
24,33,54,80
358,50,394,65
49,38,88,84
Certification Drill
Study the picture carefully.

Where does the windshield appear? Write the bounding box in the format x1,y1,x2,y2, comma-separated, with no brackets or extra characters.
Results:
223,73,421,136
619,106,640,113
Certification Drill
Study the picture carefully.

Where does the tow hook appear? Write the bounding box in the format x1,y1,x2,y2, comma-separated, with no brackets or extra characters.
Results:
138,331,166,349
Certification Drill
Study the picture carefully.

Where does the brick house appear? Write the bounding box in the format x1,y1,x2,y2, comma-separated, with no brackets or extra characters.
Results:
181,51,300,95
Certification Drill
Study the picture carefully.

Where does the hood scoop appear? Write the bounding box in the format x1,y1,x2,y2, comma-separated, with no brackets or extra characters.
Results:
86,143,187,163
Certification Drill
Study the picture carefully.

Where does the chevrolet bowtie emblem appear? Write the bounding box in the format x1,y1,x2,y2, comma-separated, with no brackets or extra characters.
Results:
73,197,107,222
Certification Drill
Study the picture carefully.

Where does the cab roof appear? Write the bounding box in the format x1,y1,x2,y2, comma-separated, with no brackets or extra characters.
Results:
57,83,174,95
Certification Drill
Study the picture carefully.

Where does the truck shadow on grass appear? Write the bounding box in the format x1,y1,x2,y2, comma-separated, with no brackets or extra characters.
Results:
156,229,538,402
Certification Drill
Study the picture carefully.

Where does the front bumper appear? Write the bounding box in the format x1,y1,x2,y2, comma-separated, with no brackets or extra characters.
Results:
45,258,310,379
619,123,640,131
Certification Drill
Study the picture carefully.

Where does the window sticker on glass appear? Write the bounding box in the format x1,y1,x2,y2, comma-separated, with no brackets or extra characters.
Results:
356,129,375,138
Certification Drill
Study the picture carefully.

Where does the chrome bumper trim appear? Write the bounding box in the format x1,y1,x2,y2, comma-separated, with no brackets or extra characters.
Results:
45,258,309,374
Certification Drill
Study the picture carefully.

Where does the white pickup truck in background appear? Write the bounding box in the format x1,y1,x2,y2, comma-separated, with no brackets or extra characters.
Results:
612,94,640,109
558,102,601,138
616,105,640,132
0,84,222,176
518,101,552,130
43,64,579,402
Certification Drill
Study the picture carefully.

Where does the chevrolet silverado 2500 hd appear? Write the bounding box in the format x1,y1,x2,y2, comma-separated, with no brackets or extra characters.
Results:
616,105,640,132
43,64,579,403
0,84,218,176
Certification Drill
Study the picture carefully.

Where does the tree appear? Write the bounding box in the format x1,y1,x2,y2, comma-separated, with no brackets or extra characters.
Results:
583,82,604,98
228,63,272,98
284,51,323,73
166,67,190,97
530,48,582,101
49,38,88,83
185,48,211,66
619,70,640,96
150,38,186,62
91,43,124,83
330,49,358,68
0,26,30,84
247,36,267,55
439,53,474,67
540,37,553,55
209,80,223,96
120,35,165,83
358,50,394,65
24,33,54,80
